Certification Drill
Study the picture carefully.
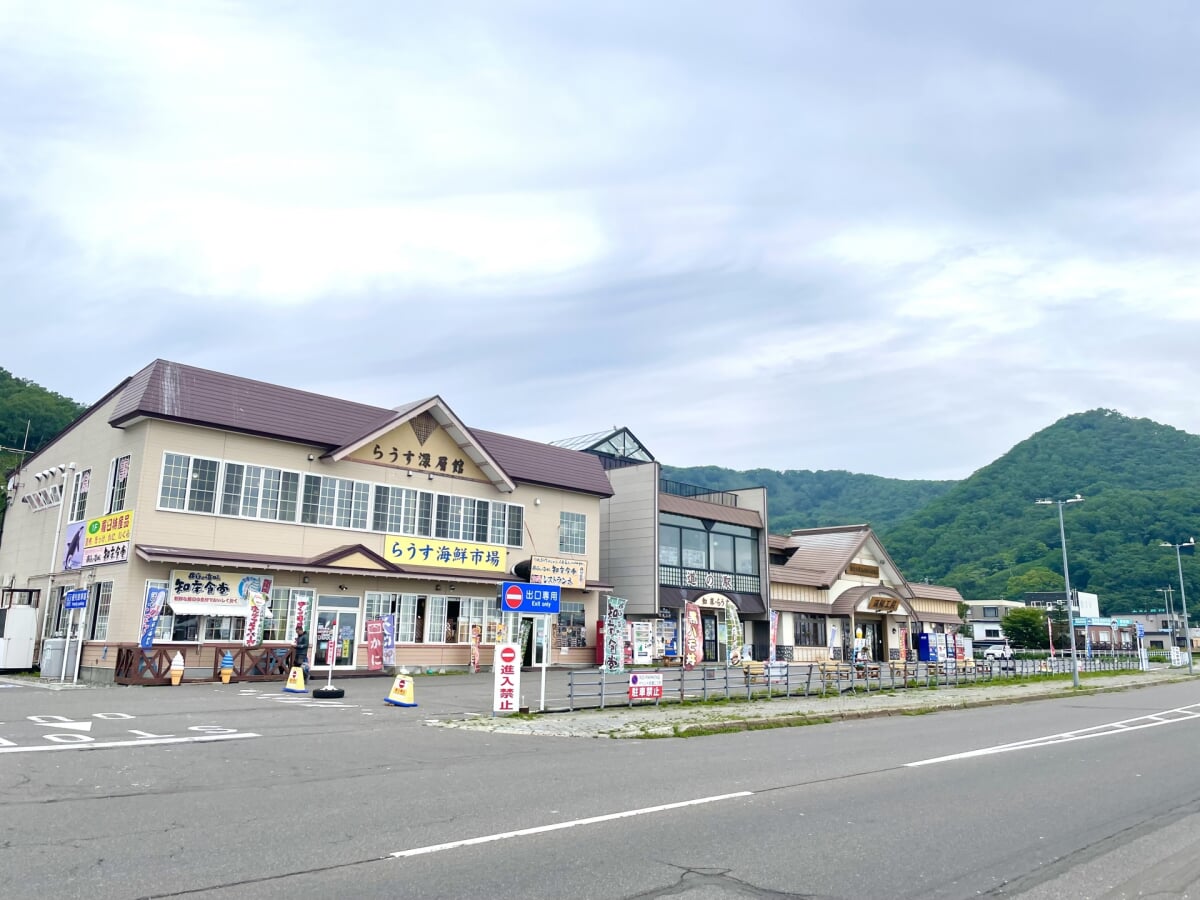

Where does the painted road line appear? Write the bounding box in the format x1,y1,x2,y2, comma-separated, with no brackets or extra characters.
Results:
907,703,1200,767
0,732,259,754
390,791,754,859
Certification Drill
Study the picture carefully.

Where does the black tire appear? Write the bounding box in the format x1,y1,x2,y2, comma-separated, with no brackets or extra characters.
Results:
313,686,345,699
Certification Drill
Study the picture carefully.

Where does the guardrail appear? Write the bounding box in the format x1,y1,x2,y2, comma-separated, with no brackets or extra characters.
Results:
564,655,1148,711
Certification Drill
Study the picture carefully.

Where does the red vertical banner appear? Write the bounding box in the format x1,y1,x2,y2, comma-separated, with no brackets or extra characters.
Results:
366,620,384,672
683,602,703,671
768,610,778,663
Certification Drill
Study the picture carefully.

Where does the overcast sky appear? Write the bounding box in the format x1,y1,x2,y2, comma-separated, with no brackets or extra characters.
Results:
3,1,1198,480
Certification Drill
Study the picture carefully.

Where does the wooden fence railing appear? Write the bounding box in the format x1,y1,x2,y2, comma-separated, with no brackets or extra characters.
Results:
113,644,295,686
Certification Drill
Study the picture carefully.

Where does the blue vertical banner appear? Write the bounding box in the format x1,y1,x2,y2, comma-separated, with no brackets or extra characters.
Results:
381,613,396,667
139,585,168,649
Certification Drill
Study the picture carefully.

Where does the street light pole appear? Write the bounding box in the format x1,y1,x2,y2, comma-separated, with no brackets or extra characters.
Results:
1037,495,1084,688
1160,539,1195,675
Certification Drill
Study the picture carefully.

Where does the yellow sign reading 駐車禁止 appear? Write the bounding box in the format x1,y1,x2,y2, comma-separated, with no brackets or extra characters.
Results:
384,536,508,572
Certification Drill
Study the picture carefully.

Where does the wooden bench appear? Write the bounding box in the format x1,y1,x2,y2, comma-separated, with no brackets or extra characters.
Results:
742,660,766,684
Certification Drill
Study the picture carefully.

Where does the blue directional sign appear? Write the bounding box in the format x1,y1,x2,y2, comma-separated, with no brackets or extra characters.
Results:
500,581,561,614
63,589,88,610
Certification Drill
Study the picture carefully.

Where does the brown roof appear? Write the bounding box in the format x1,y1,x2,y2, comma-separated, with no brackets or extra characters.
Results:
109,360,612,497
658,493,763,529
907,583,965,604
770,524,913,590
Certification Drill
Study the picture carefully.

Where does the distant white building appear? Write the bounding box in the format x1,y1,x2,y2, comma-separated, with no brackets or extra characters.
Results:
1024,590,1100,620
965,599,1025,645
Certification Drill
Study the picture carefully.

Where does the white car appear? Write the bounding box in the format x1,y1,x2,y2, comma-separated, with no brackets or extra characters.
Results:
983,644,1014,660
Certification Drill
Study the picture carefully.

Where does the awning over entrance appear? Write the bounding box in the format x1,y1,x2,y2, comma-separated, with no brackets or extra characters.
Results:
829,584,917,619
660,587,766,614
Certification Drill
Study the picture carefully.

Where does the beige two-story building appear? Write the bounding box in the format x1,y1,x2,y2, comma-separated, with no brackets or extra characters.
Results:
0,360,613,682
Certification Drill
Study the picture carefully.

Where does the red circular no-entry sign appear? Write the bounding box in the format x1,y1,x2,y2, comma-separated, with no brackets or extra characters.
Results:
503,584,525,610
500,646,517,664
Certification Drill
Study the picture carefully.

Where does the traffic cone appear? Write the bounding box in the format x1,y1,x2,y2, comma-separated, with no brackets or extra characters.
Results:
384,674,417,707
283,666,308,693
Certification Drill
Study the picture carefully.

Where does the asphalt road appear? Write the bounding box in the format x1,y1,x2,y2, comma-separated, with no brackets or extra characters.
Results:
2,675,1200,899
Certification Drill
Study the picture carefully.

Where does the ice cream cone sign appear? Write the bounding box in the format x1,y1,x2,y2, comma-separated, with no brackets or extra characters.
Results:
170,651,185,686
220,650,234,684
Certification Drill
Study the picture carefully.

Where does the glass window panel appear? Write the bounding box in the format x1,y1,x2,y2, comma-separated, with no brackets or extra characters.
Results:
681,530,707,568
559,511,586,555
416,491,433,536
489,503,507,545
221,463,245,516
242,465,262,518
734,536,758,575
426,595,447,644
506,504,523,547
187,458,219,513
301,474,323,524
659,525,680,566
160,453,190,509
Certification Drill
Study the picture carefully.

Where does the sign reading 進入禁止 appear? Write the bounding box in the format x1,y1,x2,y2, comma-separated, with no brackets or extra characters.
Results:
492,643,522,713
499,582,561,615
384,536,507,573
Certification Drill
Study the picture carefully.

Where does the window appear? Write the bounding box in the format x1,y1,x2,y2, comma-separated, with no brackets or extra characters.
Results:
265,587,313,642
90,582,113,639
69,469,90,522
985,628,1001,638
506,505,523,547
681,530,707,568
709,532,734,573
300,475,369,528
158,453,221,512
559,511,586,555
734,536,758,575
557,600,587,649
105,456,131,514
261,468,300,522
205,617,245,641
794,614,826,647
659,525,680,566
435,495,464,539
221,463,263,517
364,591,401,639
983,606,999,619
426,595,447,644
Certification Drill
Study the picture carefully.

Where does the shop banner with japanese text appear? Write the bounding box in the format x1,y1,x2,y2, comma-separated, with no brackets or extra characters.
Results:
381,614,396,666
139,584,168,649
366,620,384,671
602,596,627,674
683,602,703,670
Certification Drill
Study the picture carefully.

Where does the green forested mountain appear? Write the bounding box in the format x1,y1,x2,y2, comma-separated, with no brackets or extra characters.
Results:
665,410,1200,614
0,368,88,521
660,464,955,533
880,410,1200,612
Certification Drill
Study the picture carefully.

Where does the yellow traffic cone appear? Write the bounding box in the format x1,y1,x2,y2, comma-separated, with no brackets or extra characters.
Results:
284,666,308,693
384,674,417,707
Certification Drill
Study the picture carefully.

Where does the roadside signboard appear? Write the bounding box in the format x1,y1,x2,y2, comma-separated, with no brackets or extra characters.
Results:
628,672,663,701
499,582,561,615
492,643,521,713
366,620,384,671
63,589,88,610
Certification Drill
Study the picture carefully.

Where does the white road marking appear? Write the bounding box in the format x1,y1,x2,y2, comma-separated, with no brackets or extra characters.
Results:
0,732,259,754
390,791,754,859
28,715,92,731
907,702,1200,767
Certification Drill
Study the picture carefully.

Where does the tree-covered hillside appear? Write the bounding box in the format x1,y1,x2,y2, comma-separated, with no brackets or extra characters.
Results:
660,465,955,534
0,368,87,521
879,410,1200,612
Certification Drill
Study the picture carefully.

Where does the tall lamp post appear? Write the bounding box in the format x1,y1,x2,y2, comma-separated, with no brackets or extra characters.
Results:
1156,585,1176,646
1037,495,1084,688
1160,538,1195,675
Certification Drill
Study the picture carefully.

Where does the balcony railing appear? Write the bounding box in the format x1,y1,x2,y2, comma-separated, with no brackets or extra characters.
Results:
659,565,760,596
659,479,739,507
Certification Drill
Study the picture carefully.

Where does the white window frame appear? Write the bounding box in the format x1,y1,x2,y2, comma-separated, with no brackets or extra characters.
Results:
90,582,113,640
105,455,131,514
559,511,586,555
69,468,90,523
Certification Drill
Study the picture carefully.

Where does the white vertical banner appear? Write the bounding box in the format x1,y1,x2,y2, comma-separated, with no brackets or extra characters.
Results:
492,643,521,714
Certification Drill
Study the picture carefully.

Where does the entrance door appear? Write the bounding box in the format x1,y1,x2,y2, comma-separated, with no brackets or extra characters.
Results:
702,614,719,662
314,596,359,668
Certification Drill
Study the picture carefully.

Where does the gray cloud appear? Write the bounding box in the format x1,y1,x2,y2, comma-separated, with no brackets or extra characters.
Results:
3,1,1199,480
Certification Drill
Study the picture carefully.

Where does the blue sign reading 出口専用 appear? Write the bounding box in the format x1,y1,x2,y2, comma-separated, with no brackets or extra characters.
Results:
499,582,561,614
